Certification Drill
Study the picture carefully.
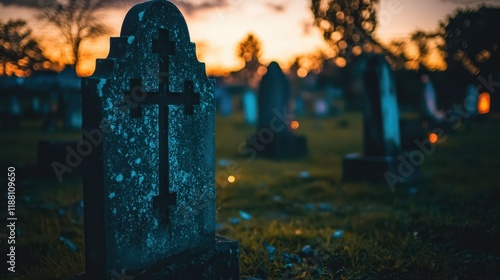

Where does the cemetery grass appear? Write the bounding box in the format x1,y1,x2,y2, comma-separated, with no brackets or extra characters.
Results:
2,113,500,279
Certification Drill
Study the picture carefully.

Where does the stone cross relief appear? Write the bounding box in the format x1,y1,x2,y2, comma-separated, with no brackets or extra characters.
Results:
123,28,200,224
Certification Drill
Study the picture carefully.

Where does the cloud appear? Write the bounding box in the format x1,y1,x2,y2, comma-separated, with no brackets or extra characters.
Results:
265,2,286,13
440,0,500,5
0,0,40,7
172,0,230,15
0,0,230,14
302,19,313,36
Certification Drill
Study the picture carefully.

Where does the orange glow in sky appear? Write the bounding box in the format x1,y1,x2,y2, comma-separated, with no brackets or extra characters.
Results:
0,0,497,76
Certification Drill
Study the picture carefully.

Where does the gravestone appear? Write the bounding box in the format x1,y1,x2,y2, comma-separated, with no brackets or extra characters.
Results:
32,96,41,115
63,91,82,130
464,83,479,118
6,94,22,129
343,55,418,184
293,95,305,116
216,86,232,116
421,74,444,122
242,88,257,124
251,61,307,159
80,1,238,279
42,91,59,132
314,98,329,117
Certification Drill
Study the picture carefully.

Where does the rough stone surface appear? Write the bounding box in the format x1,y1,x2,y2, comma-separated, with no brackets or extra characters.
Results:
81,1,223,278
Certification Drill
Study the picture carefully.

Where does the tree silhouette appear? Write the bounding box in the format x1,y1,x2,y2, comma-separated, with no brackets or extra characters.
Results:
387,30,444,70
0,19,51,76
236,33,263,86
37,0,111,74
441,6,500,77
311,0,382,60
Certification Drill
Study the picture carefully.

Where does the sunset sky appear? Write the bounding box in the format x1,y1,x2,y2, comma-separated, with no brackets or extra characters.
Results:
1,0,499,76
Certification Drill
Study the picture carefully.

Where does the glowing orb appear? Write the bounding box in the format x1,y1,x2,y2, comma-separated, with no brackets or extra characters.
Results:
227,175,236,183
478,92,491,115
297,68,307,78
428,133,438,144
290,120,300,130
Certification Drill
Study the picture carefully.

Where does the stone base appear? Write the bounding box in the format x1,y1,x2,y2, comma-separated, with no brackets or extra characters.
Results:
254,134,308,160
342,153,420,185
73,236,239,280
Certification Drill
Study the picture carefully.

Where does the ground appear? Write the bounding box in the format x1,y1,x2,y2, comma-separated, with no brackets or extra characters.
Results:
1,112,499,279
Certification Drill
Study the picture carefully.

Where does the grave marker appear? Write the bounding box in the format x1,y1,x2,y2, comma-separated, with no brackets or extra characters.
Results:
242,88,257,125
252,61,307,159
343,55,418,183
421,74,444,122
80,1,238,279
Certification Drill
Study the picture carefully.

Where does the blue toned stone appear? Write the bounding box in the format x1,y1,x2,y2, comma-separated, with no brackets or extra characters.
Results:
80,1,238,279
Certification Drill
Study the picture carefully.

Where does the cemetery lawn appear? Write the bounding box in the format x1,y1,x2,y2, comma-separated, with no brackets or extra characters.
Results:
3,113,500,279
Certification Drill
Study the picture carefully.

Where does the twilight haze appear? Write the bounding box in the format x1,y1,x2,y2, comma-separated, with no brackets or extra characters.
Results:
1,0,499,76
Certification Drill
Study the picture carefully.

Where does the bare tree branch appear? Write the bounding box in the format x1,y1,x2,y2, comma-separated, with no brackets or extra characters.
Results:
36,0,111,72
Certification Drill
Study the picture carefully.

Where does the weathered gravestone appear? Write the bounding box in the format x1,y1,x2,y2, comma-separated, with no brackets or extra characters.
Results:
242,88,257,125
216,86,233,116
251,61,307,159
63,92,82,130
80,1,239,279
421,74,444,122
343,55,419,185
464,83,479,118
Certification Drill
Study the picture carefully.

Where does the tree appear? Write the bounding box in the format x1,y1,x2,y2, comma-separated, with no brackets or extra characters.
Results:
236,33,263,86
0,19,51,76
237,34,262,73
37,0,111,74
387,30,445,71
441,6,500,77
311,0,382,60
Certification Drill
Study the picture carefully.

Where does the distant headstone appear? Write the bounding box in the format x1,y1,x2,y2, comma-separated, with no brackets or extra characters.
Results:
32,96,41,114
293,95,305,116
325,85,344,115
42,92,58,132
421,74,444,122
2,94,22,129
343,55,418,183
251,61,307,159
80,1,238,279
242,88,257,124
216,86,232,116
9,95,22,116
464,83,479,117
314,98,329,117
63,92,82,130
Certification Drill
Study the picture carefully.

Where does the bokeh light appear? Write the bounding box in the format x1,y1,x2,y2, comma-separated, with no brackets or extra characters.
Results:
478,92,491,115
429,133,438,144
